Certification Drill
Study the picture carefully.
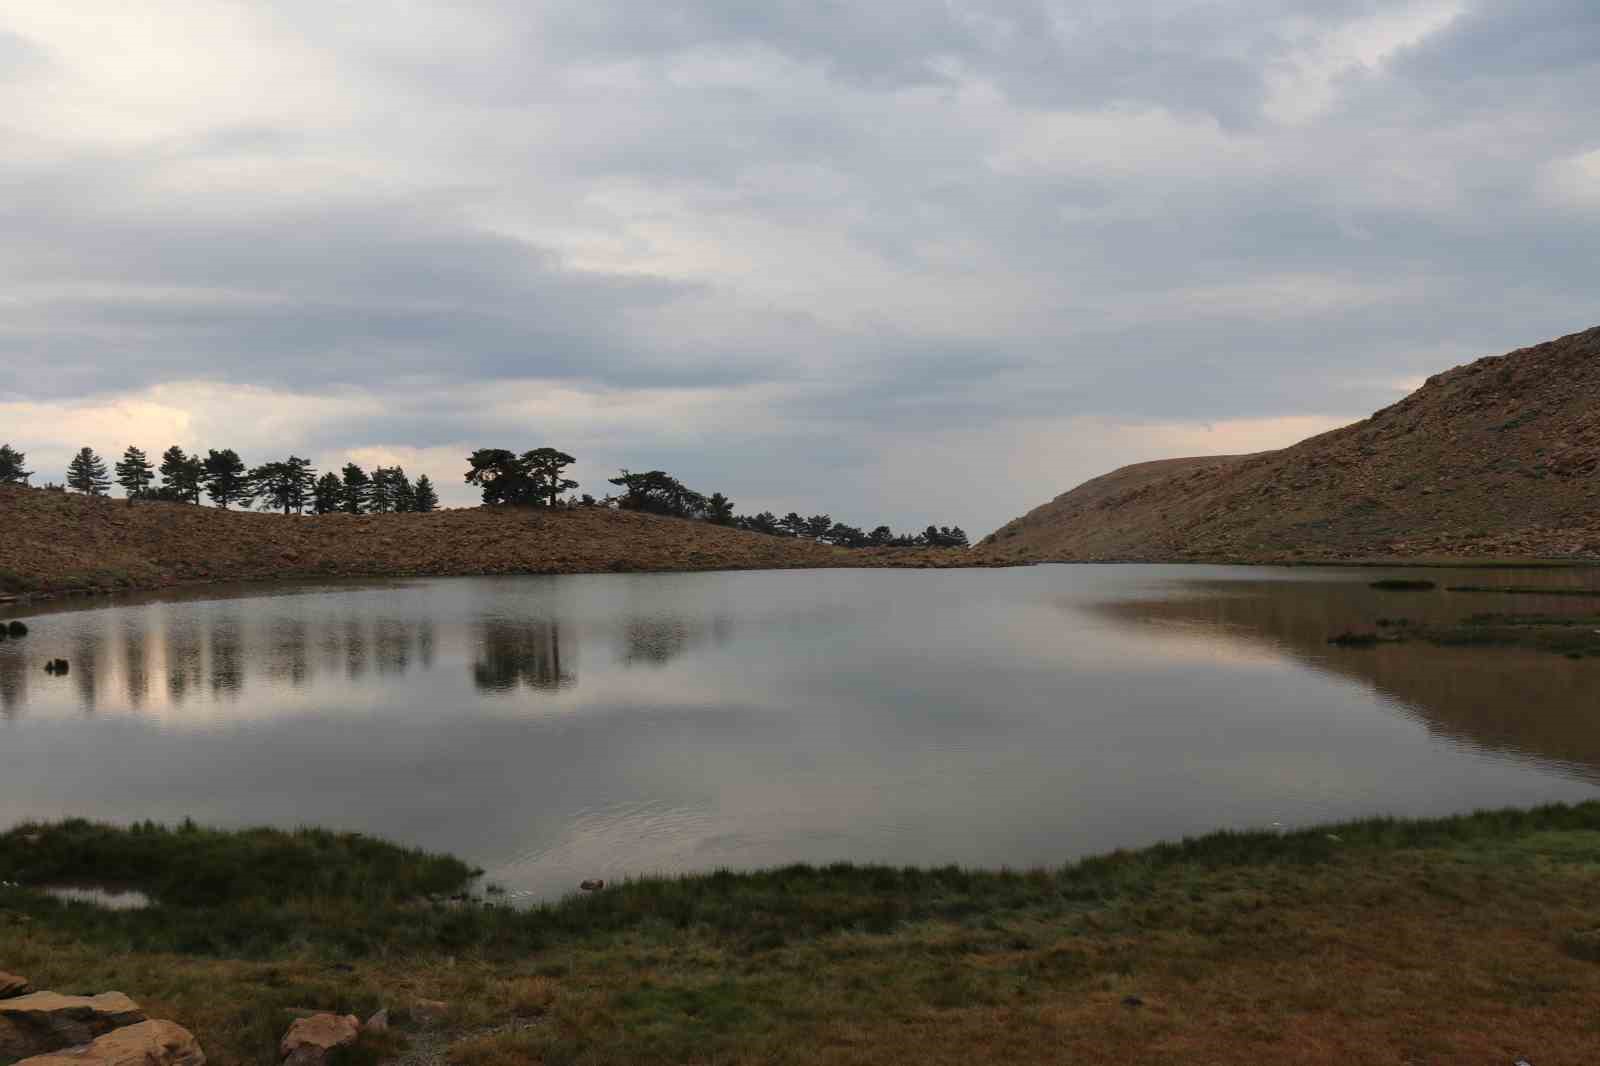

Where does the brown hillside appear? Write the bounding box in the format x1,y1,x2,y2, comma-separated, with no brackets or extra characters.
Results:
0,488,971,599
983,325,1600,562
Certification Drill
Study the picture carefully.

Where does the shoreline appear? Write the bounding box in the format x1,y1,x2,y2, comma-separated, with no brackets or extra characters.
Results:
6,552,1597,614
4,804,1600,1065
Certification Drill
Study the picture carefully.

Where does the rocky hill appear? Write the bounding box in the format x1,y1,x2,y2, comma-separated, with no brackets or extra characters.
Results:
0,487,970,600
983,326,1600,563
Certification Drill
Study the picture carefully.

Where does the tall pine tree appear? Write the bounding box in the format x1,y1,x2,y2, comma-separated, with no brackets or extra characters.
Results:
341,463,371,514
114,445,155,498
66,447,111,495
202,448,252,509
312,472,343,514
159,446,204,504
412,474,438,513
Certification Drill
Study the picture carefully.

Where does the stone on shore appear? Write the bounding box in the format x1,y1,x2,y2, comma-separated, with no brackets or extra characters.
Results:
0,993,145,1063
0,976,29,1001
13,1021,204,1066
279,1014,358,1066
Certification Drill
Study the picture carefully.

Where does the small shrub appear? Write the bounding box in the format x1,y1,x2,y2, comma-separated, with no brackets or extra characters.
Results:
6,620,27,638
1370,579,1437,591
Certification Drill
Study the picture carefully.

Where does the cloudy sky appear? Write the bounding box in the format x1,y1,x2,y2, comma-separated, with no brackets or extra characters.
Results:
2,2,1596,534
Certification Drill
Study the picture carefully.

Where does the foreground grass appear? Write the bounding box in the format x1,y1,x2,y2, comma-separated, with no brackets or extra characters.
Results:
4,807,1600,1065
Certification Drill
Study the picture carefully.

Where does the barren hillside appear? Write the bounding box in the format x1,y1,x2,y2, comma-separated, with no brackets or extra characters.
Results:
983,326,1600,563
0,488,972,599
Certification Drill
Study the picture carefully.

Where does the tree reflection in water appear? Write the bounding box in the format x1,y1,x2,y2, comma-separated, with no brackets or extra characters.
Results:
473,620,575,693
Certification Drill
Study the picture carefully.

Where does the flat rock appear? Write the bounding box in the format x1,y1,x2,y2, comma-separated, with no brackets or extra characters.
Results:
14,1021,203,1066
0,976,29,1001
1,993,145,1063
279,1014,358,1066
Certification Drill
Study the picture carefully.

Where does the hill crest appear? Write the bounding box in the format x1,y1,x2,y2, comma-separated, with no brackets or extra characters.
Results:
982,326,1600,562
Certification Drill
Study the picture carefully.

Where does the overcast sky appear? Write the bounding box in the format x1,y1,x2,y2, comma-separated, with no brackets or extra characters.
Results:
2,2,1596,533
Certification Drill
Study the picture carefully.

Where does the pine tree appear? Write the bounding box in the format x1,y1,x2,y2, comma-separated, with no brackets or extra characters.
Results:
368,466,400,513
159,446,205,504
312,472,343,514
524,448,578,508
250,456,317,514
0,444,31,484
393,468,417,513
202,449,252,509
341,463,371,514
66,447,111,495
412,474,438,513
705,492,735,525
114,445,155,498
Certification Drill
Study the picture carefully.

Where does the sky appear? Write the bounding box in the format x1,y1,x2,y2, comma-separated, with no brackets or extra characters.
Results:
1,1,1596,535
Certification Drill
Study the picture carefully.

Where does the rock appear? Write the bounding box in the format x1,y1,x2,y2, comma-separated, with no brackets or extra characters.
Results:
0,975,29,1001
278,1014,358,1066
0,993,146,1062
361,1010,387,1035
579,879,604,891
14,1020,204,1066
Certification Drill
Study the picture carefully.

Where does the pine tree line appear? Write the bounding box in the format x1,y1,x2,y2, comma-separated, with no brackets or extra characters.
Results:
37,443,438,515
5,440,966,547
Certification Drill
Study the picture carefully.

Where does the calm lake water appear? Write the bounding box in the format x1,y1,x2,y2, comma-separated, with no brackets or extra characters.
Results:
3,566,1598,900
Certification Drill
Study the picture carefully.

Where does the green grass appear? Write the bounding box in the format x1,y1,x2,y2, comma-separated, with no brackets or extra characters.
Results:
6,807,1600,1065
6,805,1600,961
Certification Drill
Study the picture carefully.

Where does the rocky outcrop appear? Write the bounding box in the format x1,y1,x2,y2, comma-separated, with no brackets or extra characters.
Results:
278,1014,358,1066
13,1021,203,1066
0,994,145,1063
0,977,28,1001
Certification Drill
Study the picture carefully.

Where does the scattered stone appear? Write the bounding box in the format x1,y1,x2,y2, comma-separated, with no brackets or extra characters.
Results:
579,879,605,891
362,1010,387,1035
0,974,30,1000
279,1013,359,1066
14,1020,204,1066
1120,995,1144,1008
0,993,146,1062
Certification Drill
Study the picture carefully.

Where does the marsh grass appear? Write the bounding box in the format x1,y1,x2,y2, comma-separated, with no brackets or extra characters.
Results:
4,805,1600,1065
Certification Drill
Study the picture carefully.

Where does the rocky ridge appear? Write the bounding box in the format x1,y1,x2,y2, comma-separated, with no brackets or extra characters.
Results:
983,325,1600,563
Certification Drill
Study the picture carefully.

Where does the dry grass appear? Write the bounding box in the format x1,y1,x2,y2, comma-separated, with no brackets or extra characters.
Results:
0,485,983,601
4,810,1600,1065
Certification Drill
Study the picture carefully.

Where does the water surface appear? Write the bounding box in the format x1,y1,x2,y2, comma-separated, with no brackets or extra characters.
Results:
2,566,1597,900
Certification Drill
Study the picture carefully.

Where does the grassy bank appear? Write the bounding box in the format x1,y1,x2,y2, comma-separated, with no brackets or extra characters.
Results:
5,809,1600,1065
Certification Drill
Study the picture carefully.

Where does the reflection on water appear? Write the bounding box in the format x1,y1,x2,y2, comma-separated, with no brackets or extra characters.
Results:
0,568,1596,901
474,621,573,693
1092,575,1600,779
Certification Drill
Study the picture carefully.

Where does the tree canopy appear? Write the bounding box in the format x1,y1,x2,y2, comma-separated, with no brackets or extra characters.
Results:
114,446,154,498
465,448,576,507
65,447,110,495
0,444,31,485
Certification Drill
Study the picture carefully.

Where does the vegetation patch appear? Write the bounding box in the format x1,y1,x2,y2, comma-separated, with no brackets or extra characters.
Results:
5,805,1600,1065
1368,578,1438,591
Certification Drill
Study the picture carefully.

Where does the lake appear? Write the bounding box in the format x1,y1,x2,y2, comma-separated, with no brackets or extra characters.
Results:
2,565,1597,901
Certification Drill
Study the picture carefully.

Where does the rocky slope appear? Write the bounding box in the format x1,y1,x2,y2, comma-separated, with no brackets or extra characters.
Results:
0,487,972,599
983,326,1600,563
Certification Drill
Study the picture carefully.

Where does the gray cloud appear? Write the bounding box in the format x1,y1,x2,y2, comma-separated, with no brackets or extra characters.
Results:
1,0,1597,534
